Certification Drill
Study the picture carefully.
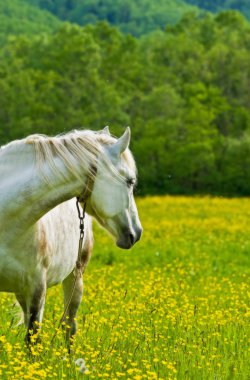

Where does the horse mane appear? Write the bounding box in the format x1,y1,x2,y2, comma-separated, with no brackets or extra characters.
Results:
24,129,136,185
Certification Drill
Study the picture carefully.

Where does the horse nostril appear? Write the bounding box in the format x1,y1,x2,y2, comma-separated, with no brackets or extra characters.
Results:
129,233,135,245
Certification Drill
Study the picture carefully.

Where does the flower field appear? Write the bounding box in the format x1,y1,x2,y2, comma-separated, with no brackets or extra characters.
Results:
0,196,249,379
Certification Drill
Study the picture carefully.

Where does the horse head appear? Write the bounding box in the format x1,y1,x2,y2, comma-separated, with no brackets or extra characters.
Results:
86,127,142,249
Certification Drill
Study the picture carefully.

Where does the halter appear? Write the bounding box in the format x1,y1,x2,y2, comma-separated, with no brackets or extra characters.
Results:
77,164,97,204
51,165,97,346
76,164,97,271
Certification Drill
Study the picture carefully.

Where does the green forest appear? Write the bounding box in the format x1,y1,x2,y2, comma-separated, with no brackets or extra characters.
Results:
0,0,61,45
0,0,250,196
186,0,250,20
22,0,200,36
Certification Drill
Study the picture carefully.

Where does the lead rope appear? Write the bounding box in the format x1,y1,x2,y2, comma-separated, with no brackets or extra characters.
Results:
50,198,86,345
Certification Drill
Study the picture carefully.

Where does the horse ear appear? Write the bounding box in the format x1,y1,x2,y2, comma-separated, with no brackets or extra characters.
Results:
119,127,131,153
109,127,131,157
101,126,110,135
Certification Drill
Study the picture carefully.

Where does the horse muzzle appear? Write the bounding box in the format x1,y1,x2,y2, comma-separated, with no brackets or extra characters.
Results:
116,227,142,249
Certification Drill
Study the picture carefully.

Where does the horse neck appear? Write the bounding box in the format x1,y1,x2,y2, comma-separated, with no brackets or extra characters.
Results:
0,141,89,243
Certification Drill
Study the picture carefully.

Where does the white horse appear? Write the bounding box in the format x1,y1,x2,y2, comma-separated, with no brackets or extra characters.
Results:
0,127,142,344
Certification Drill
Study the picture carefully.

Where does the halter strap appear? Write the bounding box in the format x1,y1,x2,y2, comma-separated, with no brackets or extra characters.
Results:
77,164,97,204
75,163,97,265
51,164,97,346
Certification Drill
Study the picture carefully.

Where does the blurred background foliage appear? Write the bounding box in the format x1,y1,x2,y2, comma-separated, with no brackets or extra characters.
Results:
0,1,250,196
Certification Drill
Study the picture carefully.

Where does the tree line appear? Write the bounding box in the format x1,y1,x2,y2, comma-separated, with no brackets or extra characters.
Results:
0,11,250,195
23,0,199,36
23,0,250,33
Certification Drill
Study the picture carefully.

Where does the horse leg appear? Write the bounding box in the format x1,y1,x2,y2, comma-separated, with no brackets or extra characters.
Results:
62,233,93,346
25,275,46,345
15,293,28,326
62,271,83,344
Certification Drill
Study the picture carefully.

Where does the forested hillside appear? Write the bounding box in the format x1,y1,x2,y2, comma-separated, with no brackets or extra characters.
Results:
0,0,61,45
23,0,250,34
1,11,250,195
23,0,200,36
186,0,250,20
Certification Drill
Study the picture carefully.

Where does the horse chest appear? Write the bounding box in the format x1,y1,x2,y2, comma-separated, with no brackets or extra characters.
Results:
45,237,78,287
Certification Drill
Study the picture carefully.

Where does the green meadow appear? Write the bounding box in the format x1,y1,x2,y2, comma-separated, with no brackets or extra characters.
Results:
0,196,249,379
